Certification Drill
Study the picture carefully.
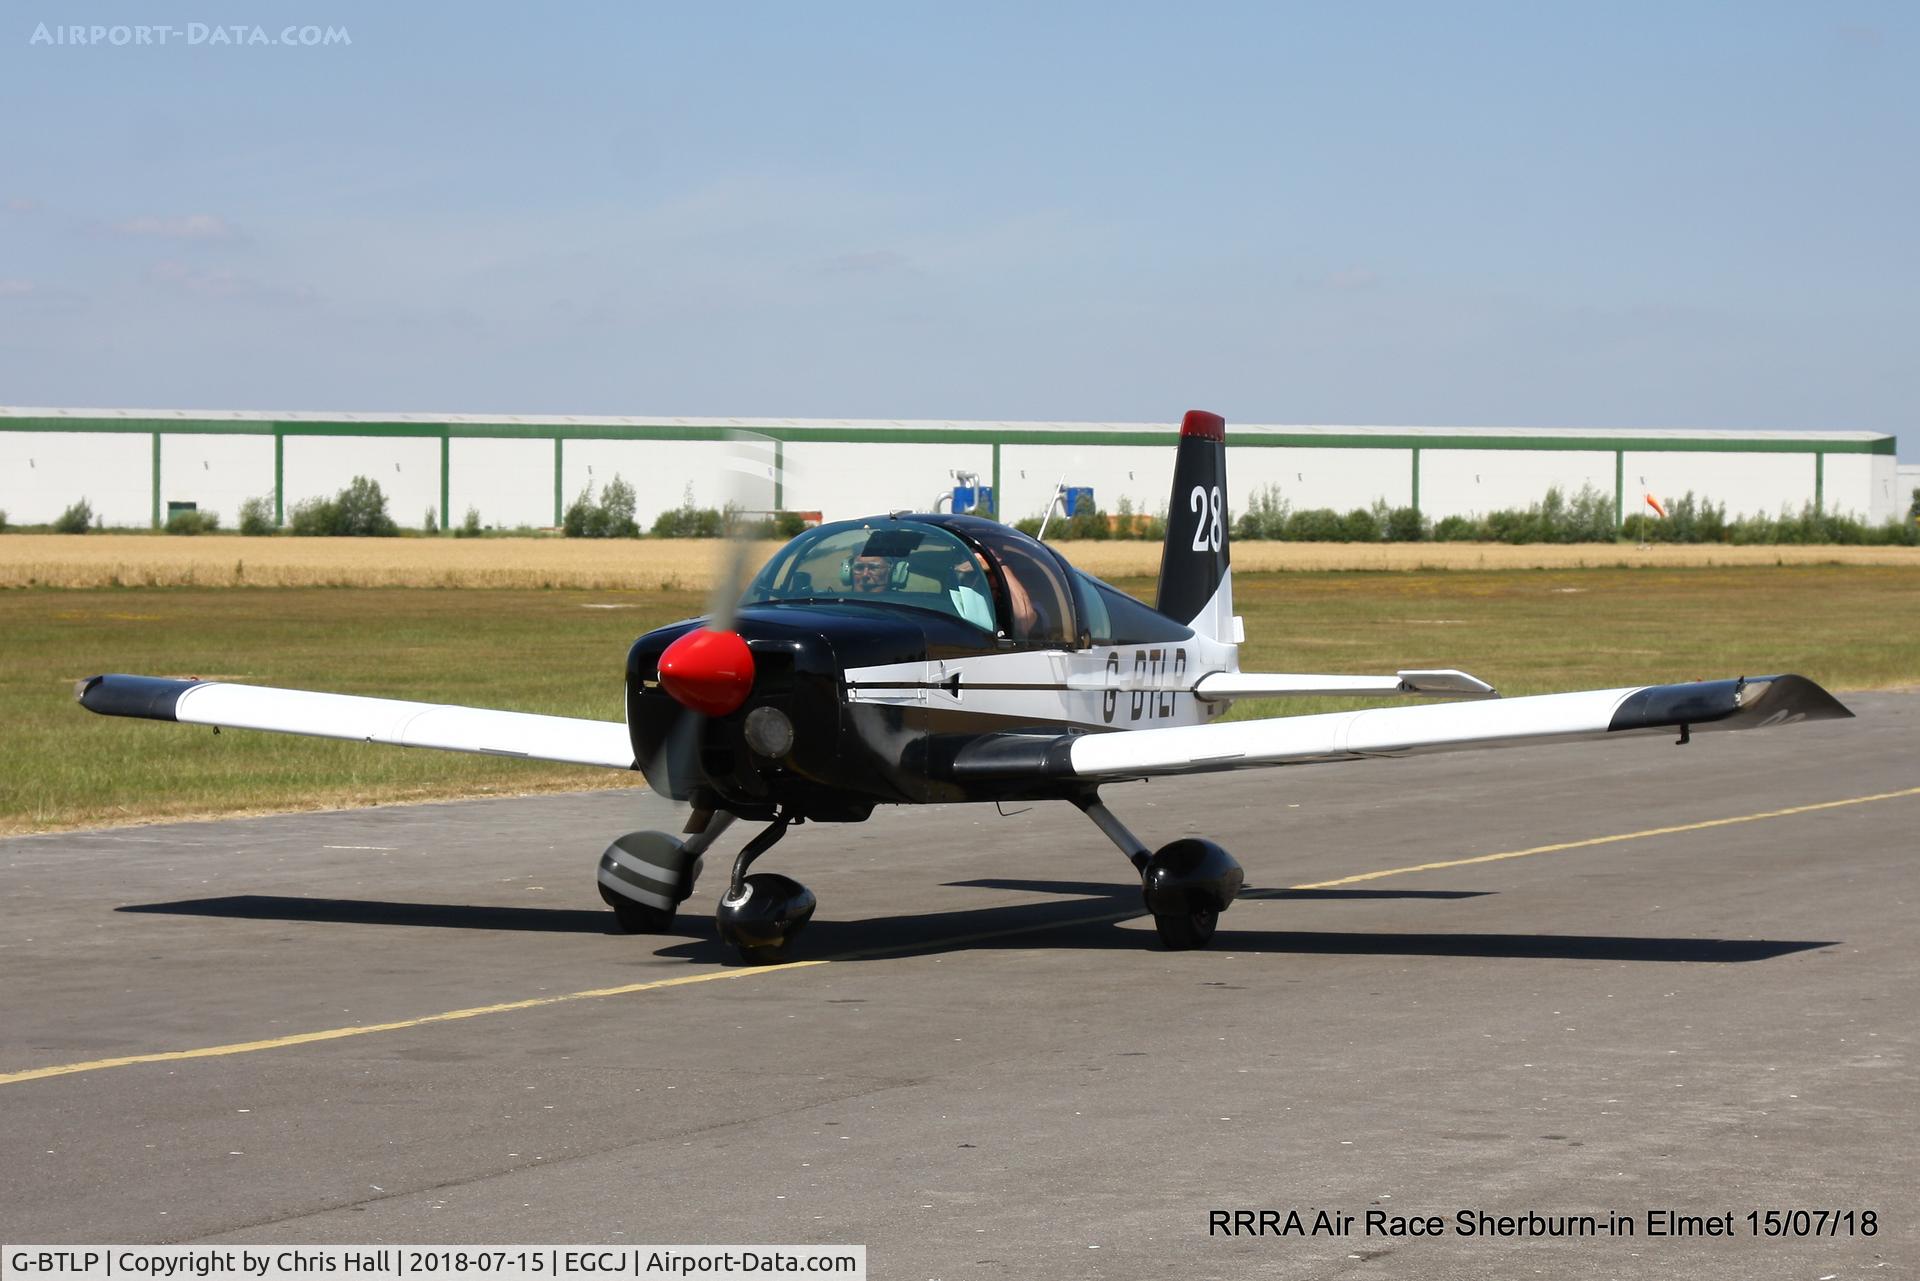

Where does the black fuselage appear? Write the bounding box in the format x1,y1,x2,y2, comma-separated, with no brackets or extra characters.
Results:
627,603,1015,820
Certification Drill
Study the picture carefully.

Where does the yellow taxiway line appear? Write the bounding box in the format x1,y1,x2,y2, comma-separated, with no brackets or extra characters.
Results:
0,964,826,1086
1292,785,1920,889
4,784,1915,1088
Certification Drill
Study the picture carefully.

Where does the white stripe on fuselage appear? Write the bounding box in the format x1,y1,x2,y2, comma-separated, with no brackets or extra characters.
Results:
845,633,1240,731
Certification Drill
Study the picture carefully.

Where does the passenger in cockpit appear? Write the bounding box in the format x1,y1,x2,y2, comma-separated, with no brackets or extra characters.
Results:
949,553,995,629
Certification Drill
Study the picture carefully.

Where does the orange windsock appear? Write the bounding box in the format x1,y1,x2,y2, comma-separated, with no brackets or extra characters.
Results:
1645,493,1668,519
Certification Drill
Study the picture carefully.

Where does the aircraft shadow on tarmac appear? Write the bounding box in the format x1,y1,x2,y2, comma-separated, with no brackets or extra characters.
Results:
120,886,1836,965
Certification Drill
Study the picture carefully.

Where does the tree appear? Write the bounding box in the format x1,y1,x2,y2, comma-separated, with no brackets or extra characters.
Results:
54,498,94,534
238,496,277,535
286,478,398,536
563,474,641,538
333,476,398,537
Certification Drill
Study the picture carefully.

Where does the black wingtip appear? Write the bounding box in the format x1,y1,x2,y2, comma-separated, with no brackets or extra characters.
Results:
76,674,204,722
1608,674,1852,734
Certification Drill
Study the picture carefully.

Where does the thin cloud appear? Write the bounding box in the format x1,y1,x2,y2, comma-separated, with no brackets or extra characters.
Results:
115,213,242,241
822,249,917,275
0,278,37,297
5,197,41,213
1296,266,1383,293
146,260,314,306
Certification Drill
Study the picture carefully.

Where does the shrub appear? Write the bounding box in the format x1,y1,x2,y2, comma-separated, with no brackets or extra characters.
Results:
286,477,398,537
1432,514,1480,542
1063,503,1111,540
453,506,484,538
598,475,639,537
1104,495,1159,540
562,486,592,538
165,509,220,535
54,498,94,534
286,496,337,536
1013,516,1044,537
238,496,276,536
1661,491,1725,544
1560,485,1617,542
650,499,724,538
334,476,399,536
423,506,439,535
1233,485,1291,540
0,509,7,532
1340,508,1380,542
1283,508,1345,541
1383,506,1426,542
570,476,641,538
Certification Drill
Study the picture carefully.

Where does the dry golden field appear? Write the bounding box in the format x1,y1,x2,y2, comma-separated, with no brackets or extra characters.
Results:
2,533,1917,590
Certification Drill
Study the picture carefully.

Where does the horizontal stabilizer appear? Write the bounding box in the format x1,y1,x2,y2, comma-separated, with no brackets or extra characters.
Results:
1195,669,1497,701
77,675,637,771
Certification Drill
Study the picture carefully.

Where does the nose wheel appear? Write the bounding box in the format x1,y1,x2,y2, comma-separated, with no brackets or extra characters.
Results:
714,813,817,964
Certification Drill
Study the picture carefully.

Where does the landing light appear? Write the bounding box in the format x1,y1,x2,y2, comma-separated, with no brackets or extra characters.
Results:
744,705,795,757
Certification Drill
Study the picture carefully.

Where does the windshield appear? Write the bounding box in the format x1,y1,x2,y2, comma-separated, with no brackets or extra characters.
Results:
740,519,998,631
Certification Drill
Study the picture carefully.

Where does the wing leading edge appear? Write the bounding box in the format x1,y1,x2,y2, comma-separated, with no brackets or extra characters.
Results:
76,674,637,771
947,674,1849,783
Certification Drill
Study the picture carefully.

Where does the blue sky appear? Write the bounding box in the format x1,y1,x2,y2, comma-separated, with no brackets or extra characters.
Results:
3,2,1915,460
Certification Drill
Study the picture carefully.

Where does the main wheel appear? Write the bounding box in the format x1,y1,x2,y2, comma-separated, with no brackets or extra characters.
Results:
1140,838,1242,951
1153,902,1219,950
597,830,703,934
716,872,817,965
598,883,674,934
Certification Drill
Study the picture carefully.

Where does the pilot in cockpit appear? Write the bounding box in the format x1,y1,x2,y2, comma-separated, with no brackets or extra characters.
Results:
848,553,893,595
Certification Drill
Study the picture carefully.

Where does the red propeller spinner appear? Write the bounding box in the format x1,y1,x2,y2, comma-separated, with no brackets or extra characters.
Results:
657,628,756,717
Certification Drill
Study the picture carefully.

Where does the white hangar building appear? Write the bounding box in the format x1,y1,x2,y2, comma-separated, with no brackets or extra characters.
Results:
0,407,1904,530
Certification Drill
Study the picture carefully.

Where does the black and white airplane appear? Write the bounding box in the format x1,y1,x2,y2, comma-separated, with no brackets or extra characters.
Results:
78,411,1851,962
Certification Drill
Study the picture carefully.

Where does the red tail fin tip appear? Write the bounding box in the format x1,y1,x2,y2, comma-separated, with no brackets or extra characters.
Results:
1180,410,1225,442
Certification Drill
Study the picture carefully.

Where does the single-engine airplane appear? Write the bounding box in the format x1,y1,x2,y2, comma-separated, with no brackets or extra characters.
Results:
78,411,1852,962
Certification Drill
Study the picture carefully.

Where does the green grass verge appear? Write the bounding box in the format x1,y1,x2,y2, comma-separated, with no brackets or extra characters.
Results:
5,565,1916,833
4,588,703,833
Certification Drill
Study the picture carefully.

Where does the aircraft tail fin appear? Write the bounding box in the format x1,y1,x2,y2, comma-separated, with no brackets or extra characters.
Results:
1155,409,1235,644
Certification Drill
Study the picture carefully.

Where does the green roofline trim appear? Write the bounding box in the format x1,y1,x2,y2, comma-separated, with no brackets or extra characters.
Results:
0,417,1895,455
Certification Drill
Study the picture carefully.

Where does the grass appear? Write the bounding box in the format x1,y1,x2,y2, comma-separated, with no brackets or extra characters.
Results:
2,533,1916,589
3,565,1916,834
3,588,703,833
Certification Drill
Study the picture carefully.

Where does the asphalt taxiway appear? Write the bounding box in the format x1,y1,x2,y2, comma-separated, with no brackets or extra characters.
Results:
3,692,1914,1279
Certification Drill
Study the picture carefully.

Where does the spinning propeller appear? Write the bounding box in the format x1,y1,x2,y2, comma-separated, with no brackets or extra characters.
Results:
639,432,782,803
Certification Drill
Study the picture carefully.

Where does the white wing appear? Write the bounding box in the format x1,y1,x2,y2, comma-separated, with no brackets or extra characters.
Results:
77,675,635,770
944,674,1849,785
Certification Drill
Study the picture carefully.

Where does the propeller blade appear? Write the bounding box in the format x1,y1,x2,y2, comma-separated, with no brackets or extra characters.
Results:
641,701,705,802
705,431,782,634
636,432,792,806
